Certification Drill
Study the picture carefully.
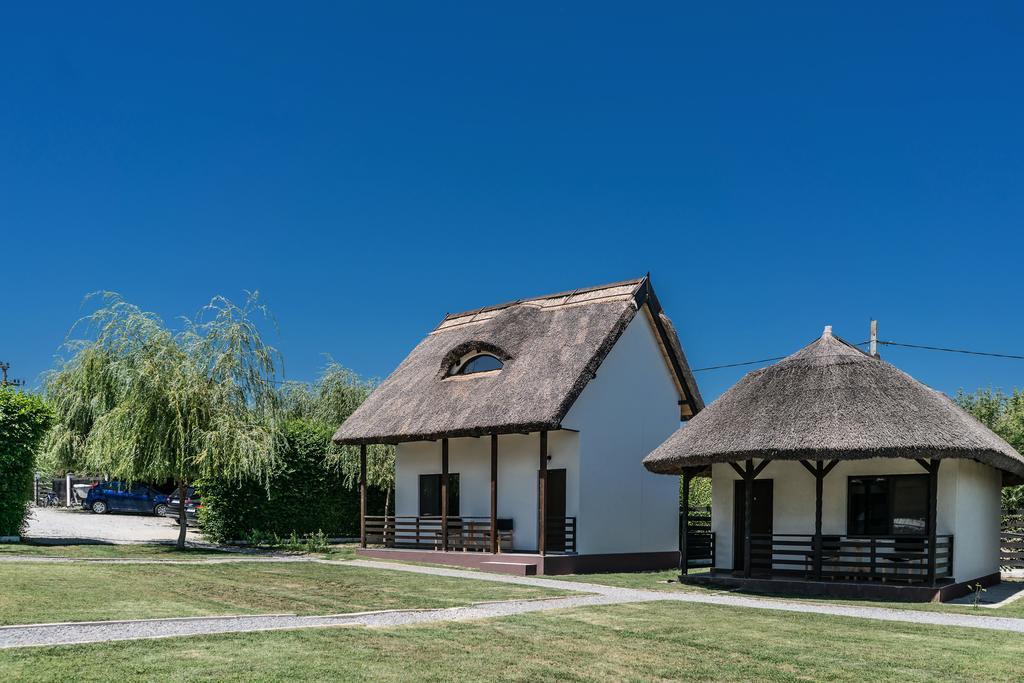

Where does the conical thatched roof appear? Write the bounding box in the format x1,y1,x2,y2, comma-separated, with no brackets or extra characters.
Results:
644,327,1024,478
334,277,703,445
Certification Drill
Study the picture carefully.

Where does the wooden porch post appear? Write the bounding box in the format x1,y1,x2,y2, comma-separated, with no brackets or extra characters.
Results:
927,459,940,585
490,434,498,554
538,430,548,556
814,461,824,580
441,438,449,552
743,459,753,578
680,469,692,575
800,459,838,581
359,445,367,548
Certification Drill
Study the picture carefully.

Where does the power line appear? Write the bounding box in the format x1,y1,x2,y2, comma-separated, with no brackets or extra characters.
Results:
692,356,788,372
692,341,870,373
877,340,1024,361
692,338,1024,373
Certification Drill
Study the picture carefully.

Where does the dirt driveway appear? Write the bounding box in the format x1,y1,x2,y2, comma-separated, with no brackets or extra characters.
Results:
24,507,202,544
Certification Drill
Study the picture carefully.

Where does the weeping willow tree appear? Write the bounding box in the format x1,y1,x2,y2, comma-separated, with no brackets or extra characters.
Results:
280,360,395,512
43,292,284,547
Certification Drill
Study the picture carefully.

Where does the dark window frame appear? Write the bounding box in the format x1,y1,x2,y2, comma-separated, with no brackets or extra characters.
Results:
419,473,460,516
451,354,503,376
846,473,930,537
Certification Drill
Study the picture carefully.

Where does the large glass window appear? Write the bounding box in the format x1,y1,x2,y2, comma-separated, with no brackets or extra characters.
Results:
419,473,460,516
848,474,929,536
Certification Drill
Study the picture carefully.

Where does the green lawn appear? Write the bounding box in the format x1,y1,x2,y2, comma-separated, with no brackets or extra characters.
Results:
1,600,1021,681
0,541,361,561
0,560,568,626
0,542,248,560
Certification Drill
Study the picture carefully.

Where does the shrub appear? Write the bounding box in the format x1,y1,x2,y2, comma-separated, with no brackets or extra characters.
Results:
0,389,53,537
200,419,386,543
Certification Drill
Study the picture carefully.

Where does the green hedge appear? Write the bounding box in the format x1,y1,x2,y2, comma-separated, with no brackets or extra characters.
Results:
200,420,386,543
0,389,52,537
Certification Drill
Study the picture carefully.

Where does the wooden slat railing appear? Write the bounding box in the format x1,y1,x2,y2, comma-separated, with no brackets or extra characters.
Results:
749,533,954,583
1001,531,1024,568
680,507,714,569
544,516,576,553
365,515,500,551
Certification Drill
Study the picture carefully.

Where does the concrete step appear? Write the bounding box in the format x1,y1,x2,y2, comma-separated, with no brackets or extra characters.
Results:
480,561,538,576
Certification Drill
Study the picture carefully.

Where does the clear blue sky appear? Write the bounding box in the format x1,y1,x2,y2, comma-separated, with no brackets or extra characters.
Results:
3,3,1023,403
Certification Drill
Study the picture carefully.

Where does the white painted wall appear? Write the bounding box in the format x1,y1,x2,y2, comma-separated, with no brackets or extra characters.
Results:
710,457,1002,582
561,308,682,554
953,458,1003,581
395,431,578,552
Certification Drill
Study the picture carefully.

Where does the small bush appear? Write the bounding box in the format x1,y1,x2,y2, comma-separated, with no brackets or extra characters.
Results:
200,420,386,543
0,389,53,537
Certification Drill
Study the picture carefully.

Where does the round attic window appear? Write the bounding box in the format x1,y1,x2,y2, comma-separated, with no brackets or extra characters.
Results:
451,353,503,376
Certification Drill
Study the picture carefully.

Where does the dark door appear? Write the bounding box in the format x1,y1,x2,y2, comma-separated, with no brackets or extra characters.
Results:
733,479,773,571
543,469,567,552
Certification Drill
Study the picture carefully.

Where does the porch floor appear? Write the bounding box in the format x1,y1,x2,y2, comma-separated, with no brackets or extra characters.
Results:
683,570,998,603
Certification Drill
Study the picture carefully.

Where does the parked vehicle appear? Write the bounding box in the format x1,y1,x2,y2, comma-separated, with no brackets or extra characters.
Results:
83,481,169,516
161,488,201,526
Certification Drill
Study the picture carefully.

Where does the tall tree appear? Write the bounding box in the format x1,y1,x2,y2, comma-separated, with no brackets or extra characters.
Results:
0,389,52,538
43,292,284,547
956,388,1024,510
280,361,395,508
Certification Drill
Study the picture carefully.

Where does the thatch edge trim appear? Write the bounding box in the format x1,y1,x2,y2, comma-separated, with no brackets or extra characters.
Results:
643,446,1024,477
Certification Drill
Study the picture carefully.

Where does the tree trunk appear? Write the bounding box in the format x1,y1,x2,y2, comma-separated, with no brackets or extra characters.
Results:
176,481,188,549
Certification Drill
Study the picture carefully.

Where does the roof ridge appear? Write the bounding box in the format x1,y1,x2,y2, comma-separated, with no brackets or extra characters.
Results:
441,277,646,322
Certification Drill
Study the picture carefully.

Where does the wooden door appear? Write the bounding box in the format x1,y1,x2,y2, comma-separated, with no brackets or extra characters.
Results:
733,479,773,571
544,469,567,552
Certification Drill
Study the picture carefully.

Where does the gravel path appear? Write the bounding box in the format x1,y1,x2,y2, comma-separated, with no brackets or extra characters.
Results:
24,507,202,544
4,558,1024,649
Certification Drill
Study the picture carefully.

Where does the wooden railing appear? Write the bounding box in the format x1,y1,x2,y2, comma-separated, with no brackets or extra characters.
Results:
544,516,577,553
1001,532,1024,568
683,530,715,569
680,507,713,569
749,534,954,583
365,515,577,554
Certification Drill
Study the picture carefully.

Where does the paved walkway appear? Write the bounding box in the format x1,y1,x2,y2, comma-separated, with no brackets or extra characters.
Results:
4,557,1024,649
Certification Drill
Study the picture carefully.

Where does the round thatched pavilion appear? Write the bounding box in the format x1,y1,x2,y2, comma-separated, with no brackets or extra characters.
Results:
644,326,1024,601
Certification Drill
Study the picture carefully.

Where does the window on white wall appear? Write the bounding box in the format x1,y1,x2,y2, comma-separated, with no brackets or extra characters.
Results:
848,474,928,536
419,473,460,516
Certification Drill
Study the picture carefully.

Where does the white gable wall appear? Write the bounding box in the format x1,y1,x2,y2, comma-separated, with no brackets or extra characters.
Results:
562,307,682,554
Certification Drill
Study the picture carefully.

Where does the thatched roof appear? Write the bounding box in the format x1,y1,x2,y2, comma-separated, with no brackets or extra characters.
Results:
333,277,703,445
643,327,1024,478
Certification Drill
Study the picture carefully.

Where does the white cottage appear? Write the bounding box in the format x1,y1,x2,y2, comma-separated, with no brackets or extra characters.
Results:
644,327,1024,602
333,277,703,575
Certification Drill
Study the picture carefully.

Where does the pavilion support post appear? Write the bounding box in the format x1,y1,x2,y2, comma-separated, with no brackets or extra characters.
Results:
743,459,753,578
800,459,838,581
359,445,367,548
814,462,823,579
680,469,693,576
441,438,449,552
538,430,548,556
927,459,940,585
490,434,498,554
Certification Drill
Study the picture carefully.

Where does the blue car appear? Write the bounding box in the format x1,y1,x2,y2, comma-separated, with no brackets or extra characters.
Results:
83,481,170,516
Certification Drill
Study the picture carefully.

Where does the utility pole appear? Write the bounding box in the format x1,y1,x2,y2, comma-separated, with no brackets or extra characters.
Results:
0,362,25,388
869,320,879,358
